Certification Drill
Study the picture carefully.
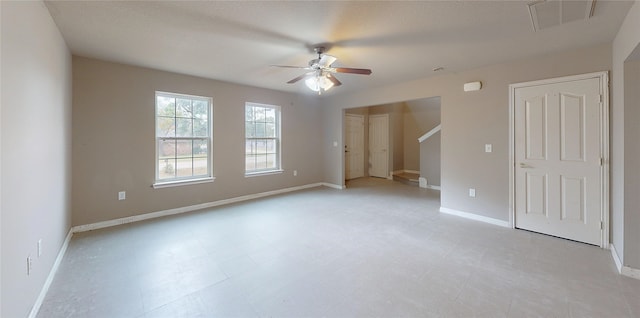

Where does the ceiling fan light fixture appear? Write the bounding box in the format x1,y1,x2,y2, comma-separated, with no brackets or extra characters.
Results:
305,74,334,93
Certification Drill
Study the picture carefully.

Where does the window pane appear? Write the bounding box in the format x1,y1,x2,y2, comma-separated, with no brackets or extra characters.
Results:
193,157,208,176
255,107,265,121
255,123,266,137
176,139,193,157
265,123,276,138
193,100,208,119
176,158,193,177
246,140,256,155
157,96,175,117
176,98,192,118
266,154,277,169
159,139,176,158
266,139,276,153
176,118,193,137
158,159,176,179
245,106,254,122
193,118,207,137
265,108,276,123
255,154,267,169
157,117,175,137
245,155,256,171
245,122,255,138
193,139,207,156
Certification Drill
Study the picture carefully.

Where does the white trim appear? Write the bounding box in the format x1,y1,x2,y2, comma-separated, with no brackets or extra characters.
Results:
322,182,345,190
73,183,327,233
439,207,510,228
622,266,640,280
508,71,610,248
426,185,441,191
153,177,215,189
28,229,73,318
418,124,441,143
419,177,427,188
610,244,623,273
244,169,284,177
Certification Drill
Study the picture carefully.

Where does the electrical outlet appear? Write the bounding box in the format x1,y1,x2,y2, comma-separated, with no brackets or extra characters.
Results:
293,170,298,176
485,144,492,153
38,239,42,257
27,256,33,275
469,188,476,197
118,191,126,201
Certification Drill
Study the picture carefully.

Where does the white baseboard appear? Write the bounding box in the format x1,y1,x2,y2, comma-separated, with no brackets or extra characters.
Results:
426,185,441,191
322,182,345,190
419,177,427,188
610,243,623,273
73,183,328,233
622,266,640,280
439,207,509,228
29,229,73,318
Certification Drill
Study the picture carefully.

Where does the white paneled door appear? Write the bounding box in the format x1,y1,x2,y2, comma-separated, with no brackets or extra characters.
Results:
345,114,365,180
514,75,606,246
369,114,389,179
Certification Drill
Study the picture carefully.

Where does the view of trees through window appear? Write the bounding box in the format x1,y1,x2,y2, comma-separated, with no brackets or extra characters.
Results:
245,103,280,173
156,92,211,182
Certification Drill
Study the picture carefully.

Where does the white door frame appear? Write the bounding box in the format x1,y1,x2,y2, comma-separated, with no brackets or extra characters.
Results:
508,71,609,248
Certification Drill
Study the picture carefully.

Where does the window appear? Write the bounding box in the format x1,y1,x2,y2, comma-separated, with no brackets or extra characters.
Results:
155,92,212,186
245,102,281,175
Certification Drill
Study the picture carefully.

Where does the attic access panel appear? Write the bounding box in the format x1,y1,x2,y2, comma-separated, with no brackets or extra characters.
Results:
528,0,596,31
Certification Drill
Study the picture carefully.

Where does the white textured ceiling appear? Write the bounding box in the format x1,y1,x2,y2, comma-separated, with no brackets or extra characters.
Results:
44,0,633,96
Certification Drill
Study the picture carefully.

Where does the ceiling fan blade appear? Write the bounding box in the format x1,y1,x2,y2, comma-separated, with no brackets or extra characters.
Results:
333,67,372,75
326,73,342,86
332,67,371,75
271,65,312,70
287,72,315,84
318,54,337,67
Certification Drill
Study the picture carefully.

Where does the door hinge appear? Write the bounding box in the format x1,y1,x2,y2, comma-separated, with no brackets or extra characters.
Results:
600,221,604,230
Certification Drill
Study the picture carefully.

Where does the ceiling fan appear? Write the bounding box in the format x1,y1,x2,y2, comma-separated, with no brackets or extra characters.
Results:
272,47,372,94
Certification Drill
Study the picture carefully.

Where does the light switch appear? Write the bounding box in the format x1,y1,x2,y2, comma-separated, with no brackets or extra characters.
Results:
118,191,126,201
469,188,476,197
485,144,492,153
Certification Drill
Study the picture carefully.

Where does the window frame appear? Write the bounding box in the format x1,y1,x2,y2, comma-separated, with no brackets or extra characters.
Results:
245,102,282,176
153,91,214,188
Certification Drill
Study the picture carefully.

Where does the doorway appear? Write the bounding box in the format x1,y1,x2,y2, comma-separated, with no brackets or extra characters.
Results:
345,114,365,180
369,114,389,178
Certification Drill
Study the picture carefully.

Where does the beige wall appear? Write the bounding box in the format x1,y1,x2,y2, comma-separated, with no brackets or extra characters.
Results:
404,98,441,174
612,1,640,269
1,2,73,317
324,43,611,222
624,58,640,268
72,57,324,226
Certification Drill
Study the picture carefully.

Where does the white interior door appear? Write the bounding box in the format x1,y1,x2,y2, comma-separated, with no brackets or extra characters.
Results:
369,114,389,178
514,77,603,245
345,114,364,180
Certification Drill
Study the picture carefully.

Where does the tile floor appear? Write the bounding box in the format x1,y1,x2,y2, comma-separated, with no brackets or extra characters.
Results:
38,177,640,317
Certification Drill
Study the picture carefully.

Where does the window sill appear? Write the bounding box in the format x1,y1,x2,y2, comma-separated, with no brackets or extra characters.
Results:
153,177,215,189
245,169,284,178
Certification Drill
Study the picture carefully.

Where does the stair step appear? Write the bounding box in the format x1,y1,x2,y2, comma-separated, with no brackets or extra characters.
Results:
393,173,420,186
